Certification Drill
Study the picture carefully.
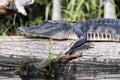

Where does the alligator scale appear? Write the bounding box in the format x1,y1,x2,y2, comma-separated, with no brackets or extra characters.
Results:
18,18,120,54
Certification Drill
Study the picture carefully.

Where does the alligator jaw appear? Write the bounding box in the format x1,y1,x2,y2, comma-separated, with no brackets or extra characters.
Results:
18,25,42,34
18,26,47,37
18,27,26,32
18,26,31,35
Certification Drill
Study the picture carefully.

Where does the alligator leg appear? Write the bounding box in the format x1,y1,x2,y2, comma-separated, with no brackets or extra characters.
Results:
66,39,86,55
61,27,86,55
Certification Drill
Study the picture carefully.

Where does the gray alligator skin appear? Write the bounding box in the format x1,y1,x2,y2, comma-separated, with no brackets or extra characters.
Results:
18,18,120,41
18,18,120,54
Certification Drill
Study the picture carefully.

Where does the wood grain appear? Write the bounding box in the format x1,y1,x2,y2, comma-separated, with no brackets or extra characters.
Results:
0,36,120,64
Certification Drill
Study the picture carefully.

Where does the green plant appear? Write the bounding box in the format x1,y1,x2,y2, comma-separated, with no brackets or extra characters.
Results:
0,0,107,36
48,36,54,61
62,0,103,21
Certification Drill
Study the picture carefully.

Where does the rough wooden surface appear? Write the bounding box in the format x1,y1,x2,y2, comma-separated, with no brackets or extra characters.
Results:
0,36,120,64
0,36,74,58
0,36,120,80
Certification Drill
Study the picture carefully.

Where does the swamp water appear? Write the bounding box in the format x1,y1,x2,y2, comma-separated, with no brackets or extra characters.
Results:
0,62,120,80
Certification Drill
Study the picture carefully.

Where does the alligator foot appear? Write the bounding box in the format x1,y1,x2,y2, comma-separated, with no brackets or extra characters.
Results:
60,40,78,55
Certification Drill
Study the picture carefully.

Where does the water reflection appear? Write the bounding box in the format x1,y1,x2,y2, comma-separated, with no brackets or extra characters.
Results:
1,67,120,80
71,70,120,80
24,68,120,80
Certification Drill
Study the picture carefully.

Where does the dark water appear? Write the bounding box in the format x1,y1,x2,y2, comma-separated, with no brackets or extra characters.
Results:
70,70,120,80
1,65,120,80
0,70,120,80
21,69,120,80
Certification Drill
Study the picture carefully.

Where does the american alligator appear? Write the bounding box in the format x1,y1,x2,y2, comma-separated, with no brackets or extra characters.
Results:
18,18,120,54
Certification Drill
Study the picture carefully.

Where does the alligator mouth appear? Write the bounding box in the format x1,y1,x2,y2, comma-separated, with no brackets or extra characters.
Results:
17,24,58,38
18,26,44,37
18,27,37,38
18,27,30,35
18,27,26,32
18,21,62,35
18,25,42,34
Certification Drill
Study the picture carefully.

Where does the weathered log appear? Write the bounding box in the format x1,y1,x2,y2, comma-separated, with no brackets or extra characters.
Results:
0,36,120,79
0,36,74,59
0,36,120,66
0,36,120,63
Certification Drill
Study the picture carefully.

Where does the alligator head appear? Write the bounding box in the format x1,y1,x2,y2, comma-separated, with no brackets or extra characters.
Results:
18,20,78,39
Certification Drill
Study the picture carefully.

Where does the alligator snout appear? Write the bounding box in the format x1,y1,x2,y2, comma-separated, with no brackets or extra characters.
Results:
18,26,38,32
18,27,26,32
18,25,42,34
